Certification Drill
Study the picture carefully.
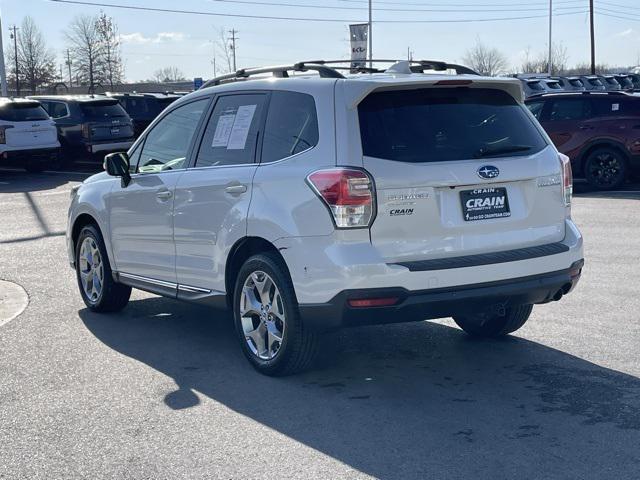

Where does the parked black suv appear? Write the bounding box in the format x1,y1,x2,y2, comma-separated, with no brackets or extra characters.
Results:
106,92,180,136
29,95,135,162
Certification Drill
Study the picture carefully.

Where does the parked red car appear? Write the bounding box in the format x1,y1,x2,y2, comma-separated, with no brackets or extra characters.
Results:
525,91,640,189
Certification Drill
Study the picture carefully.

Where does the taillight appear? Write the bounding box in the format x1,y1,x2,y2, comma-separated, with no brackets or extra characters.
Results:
0,125,14,144
307,168,375,228
559,153,572,207
82,123,91,139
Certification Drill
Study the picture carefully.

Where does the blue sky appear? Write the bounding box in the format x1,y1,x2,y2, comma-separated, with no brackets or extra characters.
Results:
2,0,640,81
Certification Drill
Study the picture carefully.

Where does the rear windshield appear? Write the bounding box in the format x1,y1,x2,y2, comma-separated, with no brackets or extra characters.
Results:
616,77,633,87
546,81,562,89
588,78,604,87
80,100,127,118
569,79,584,87
527,81,545,91
358,87,547,163
0,103,49,121
604,77,619,86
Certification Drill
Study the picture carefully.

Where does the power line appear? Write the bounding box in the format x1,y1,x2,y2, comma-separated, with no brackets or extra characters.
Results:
206,0,587,13
336,0,585,7
46,0,588,24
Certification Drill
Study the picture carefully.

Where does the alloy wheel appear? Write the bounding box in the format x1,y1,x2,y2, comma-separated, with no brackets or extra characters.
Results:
587,152,624,188
78,237,104,303
239,271,285,360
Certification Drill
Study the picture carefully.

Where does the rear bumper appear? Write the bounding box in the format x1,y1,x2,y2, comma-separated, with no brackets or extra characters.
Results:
88,140,134,154
299,259,584,331
1,146,60,162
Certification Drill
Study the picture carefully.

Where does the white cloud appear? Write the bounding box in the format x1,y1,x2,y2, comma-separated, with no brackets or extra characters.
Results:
615,28,634,38
121,32,187,44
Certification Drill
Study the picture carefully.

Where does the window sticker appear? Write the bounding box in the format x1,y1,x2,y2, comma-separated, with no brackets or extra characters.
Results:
612,103,620,111
211,112,236,147
227,104,257,150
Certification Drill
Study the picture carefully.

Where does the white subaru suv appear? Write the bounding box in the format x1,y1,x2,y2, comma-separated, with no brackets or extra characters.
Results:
0,98,60,172
67,60,584,376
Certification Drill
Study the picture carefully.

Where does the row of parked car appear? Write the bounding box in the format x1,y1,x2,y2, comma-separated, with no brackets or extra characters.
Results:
518,73,640,98
1,74,639,191
0,92,182,172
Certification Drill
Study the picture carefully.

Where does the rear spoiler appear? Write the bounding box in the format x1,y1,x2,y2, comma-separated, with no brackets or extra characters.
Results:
342,77,524,109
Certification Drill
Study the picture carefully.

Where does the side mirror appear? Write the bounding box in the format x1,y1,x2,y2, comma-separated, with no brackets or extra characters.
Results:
104,152,131,187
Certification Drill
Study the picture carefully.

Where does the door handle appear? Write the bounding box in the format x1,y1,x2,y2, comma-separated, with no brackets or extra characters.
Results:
225,184,247,194
156,190,173,200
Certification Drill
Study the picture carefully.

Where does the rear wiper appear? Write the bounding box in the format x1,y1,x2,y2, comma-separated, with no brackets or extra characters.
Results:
474,145,533,158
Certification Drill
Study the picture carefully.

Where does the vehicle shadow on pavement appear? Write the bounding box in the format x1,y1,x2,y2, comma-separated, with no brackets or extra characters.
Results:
79,298,640,479
0,169,86,194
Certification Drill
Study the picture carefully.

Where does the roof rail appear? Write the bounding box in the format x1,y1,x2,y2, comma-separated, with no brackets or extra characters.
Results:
199,58,478,89
200,63,345,89
304,59,478,75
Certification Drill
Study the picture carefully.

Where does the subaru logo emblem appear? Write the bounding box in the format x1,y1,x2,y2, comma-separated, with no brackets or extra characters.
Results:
477,165,500,179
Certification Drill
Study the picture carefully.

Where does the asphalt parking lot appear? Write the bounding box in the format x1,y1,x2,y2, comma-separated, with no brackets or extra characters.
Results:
1,167,640,479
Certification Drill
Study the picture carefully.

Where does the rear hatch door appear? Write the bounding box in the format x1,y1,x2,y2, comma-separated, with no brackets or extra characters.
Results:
80,100,134,141
0,102,58,148
357,85,566,263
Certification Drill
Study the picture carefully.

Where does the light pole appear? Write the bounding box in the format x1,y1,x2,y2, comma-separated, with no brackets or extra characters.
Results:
0,12,8,96
10,24,18,96
547,0,553,75
368,0,372,68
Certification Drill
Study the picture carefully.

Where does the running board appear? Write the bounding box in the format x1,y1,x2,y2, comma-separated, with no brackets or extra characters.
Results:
116,272,226,306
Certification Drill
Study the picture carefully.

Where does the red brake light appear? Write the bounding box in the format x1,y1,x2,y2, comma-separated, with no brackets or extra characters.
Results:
434,80,473,86
307,168,375,228
348,297,399,308
559,153,572,206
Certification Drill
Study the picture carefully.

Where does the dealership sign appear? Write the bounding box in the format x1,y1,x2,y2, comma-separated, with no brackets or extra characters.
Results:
349,23,368,71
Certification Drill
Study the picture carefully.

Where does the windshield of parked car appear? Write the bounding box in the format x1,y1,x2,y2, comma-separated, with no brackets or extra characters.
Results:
80,100,128,119
0,102,50,121
616,77,633,88
569,79,584,87
588,78,604,87
546,81,562,90
358,87,548,163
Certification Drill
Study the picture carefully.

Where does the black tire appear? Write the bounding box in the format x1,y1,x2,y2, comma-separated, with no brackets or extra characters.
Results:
584,147,628,190
453,304,533,338
233,252,319,376
75,224,131,312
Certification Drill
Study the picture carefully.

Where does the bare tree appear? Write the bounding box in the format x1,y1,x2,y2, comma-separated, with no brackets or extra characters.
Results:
65,14,104,92
95,12,124,88
152,66,186,83
5,16,56,94
215,27,233,74
462,38,508,76
520,43,569,75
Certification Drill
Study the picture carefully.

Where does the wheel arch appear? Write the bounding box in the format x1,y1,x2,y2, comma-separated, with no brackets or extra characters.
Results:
224,236,289,308
576,139,631,174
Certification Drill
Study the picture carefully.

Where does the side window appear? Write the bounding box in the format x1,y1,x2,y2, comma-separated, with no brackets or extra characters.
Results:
526,101,545,121
48,102,69,119
261,91,319,163
549,99,591,121
137,98,209,174
127,140,143,173
195,94,266,168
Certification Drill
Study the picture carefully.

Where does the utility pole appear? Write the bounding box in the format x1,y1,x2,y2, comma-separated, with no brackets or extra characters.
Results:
547,0,553,75
589,0,595,74
10,24,19,96
66,49,73,87
0,13,8,96
368,0,372,69
229,28,237,72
